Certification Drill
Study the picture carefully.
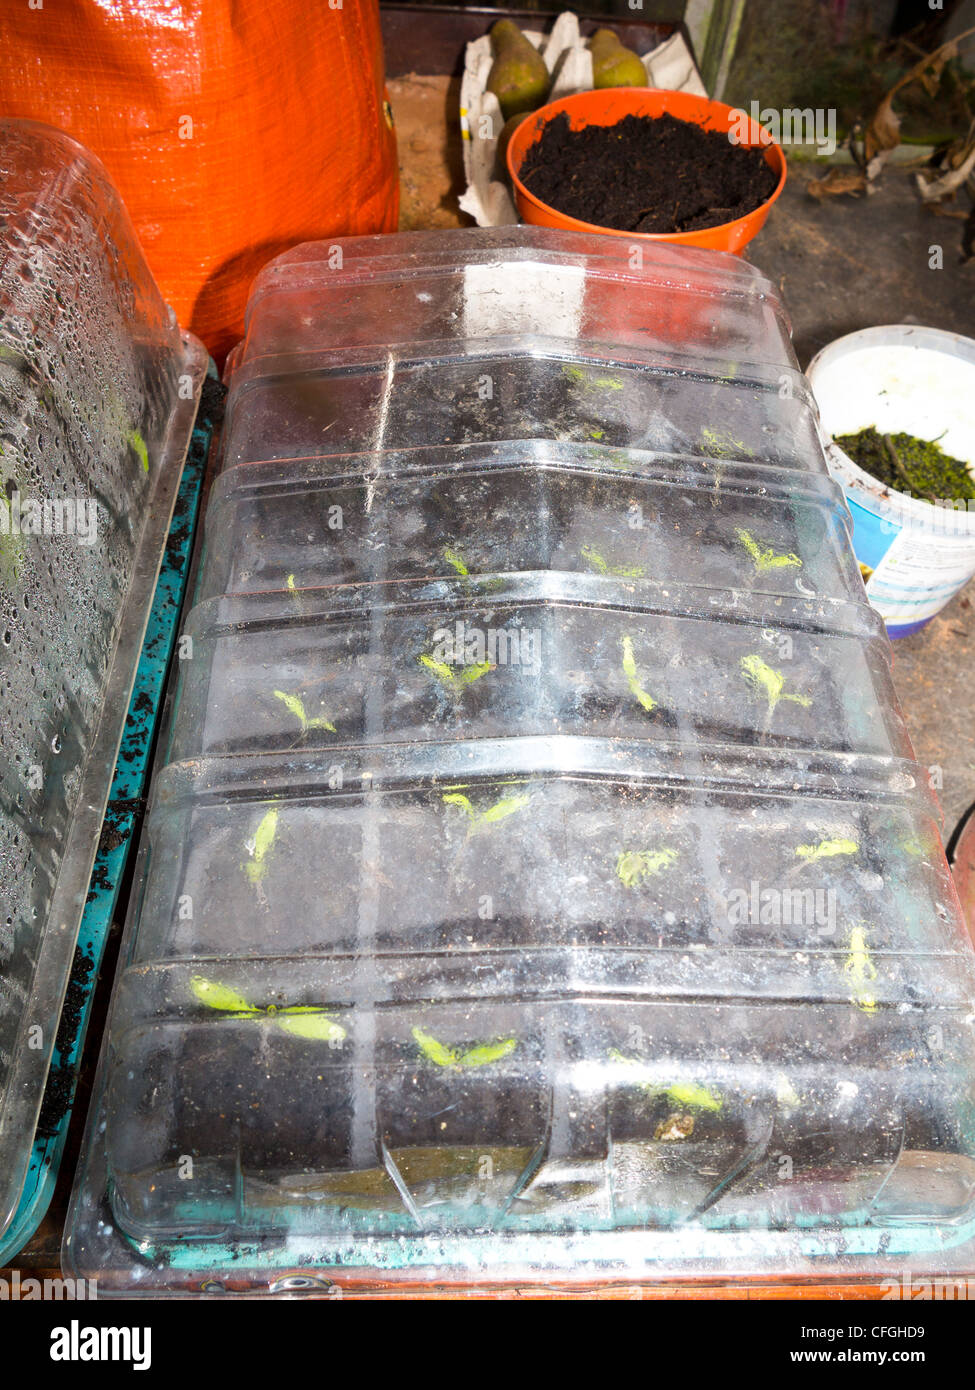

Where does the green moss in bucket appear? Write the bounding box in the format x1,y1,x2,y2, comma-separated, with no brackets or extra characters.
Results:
835,426,975,504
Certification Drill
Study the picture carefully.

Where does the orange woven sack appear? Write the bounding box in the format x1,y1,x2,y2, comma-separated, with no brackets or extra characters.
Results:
0,0,399,362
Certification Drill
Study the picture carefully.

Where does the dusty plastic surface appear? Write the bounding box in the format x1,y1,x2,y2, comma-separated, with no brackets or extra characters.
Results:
66,229,975,1293
200,443,861,602
221,229,814,467
0,120,207,1245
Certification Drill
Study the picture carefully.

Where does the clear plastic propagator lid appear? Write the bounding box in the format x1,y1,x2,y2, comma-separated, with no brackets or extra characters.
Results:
168,578,905,762
200,441,862,603
228,227,796,367
221,351,821,470
66,229,975,1293
0,121,207,1245
220,226,818,470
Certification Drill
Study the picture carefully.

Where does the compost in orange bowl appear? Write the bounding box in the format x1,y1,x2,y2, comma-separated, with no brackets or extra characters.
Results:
506,88,787,254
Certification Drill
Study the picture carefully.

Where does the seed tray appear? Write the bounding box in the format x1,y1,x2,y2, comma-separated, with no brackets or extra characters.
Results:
0,121,206,1248
64,229,975,1293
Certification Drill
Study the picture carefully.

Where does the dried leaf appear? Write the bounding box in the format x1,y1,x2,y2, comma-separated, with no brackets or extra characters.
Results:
917,39,958,96
864,93,902,166
808,167,867,200
861,29,975,182
948,120,975,169
916,124,975,203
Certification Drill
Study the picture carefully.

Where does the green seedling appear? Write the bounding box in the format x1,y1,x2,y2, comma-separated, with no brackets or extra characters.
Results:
775,1073,801,1109
561,364,623,391
583,544,609,573
273,689,336,735
412,1026,517,1070
701,427,752,459
581,545,645,580
843,926,878,1015
190,974,345,1042
0,493,25,585
103,382,149,474
795,838,859,865
442,544,469,577
616,846,678,888
419,652,493,693
608,1051,722,1112
127,428,149,473
190,976,253,1013
242,808,278,887
599,450,632,471
443,789,530,836
736,528,802,575
740,654,811,716
666,1082,723,1113
620,635,656,711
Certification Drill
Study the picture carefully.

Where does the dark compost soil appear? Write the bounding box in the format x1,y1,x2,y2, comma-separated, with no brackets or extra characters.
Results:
518,112,779,234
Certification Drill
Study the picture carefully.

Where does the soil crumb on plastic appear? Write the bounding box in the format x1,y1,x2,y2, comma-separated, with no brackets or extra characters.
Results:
35,945,94,1137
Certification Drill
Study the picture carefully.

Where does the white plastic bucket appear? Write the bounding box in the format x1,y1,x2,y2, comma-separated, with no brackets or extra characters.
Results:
808,325,975,637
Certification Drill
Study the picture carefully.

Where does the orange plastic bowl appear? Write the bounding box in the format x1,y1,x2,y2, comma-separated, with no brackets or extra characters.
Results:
506,87,787,255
